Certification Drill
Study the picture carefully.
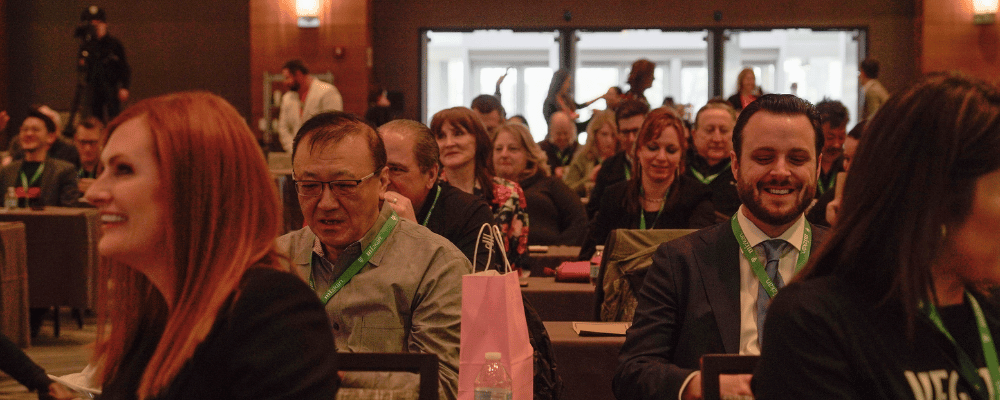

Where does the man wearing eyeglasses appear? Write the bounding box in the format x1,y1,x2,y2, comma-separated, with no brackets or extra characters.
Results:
276,112,469,400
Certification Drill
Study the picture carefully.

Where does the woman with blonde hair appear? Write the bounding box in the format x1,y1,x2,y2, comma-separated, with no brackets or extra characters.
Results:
727,68,763,111
494,122,587,246
86,92,338,399
563,109,620,197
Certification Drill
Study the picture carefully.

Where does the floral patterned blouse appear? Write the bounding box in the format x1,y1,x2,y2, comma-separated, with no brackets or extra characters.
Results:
438,173,530,271
484,176,530,271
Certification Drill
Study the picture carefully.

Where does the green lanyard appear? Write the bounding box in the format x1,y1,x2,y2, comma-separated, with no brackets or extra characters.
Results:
730,214,812,298
78,167,97,179
689,161,731,185
923,292,1000,400
817,173,836,196
309,211,399,305
638,188,669,230
624,164,631,180
420,186,441,227
559,151,571,166
19,163,45,192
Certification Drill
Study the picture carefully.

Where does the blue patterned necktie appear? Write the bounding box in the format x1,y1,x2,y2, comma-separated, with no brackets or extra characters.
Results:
756,239,787,345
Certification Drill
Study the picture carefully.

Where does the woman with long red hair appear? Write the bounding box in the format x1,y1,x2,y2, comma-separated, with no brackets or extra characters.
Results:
85,92,338,399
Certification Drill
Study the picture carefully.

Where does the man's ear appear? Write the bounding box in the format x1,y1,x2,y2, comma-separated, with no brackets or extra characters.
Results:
425,164,440,190
46,133,58,145
730,150,739,177
377,166,390,194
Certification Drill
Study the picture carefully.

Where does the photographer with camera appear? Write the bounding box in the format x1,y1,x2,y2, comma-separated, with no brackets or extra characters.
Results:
76,5,130,122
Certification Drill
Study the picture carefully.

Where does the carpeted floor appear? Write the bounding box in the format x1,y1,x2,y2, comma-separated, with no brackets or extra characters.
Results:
0,310,95,400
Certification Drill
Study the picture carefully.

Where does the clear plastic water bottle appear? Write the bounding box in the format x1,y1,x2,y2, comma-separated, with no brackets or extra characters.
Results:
590,245,604,285
4,187,17,210
474,352,512,400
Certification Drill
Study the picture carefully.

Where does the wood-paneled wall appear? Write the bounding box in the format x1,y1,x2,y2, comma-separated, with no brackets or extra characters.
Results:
2,1,250,144
921,0,1000,82
250,0,373,140
373,0,919,122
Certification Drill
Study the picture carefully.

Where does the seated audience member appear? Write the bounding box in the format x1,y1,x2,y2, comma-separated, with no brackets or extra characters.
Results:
74,116,103,193
431,107,529,271
1,333,74,400
614,94,830,400
538,111,579,178
586,99,650,218
276,59,344,153
686,99,741,218
87,92,339,398
727,68,763,112
752,73,1000,399
470,94,506,134
278,112,468,400
507,115,529,128
814,99,849,198
494,122,587,246
0,110,80,207
579,107,716,260
5,105,81,168
807,120,865,227
563,109,620,197
378,119,495,268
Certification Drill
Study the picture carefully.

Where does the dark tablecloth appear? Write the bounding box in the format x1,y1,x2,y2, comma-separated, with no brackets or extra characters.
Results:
0,207,98,309
521,277,595,321
543,321,625,400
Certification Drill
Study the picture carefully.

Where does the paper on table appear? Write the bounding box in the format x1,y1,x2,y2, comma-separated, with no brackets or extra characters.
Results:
572,321,631,336
528,245,549,253
49,364,101,398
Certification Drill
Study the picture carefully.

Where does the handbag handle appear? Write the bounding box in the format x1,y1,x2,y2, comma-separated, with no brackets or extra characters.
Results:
472,223,511,273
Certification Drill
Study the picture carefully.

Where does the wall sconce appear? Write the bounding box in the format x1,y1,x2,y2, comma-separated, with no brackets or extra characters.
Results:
297,0,320,28
973,0,998,24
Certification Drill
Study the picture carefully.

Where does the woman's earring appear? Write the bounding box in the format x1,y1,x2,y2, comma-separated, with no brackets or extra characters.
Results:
940,224,947,239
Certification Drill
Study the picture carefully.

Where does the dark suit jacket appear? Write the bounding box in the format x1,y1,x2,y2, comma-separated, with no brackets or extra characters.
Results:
613,219,829,400
0,158,81,207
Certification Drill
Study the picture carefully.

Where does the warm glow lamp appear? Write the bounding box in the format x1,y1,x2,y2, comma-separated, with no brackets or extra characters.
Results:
973,0,998,24
297,0,320,28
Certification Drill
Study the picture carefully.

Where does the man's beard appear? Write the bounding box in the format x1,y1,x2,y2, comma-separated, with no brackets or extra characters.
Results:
737,175,815,227
289,81,301,92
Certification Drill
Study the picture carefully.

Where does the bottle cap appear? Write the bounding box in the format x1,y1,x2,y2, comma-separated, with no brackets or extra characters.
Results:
485,352,501,361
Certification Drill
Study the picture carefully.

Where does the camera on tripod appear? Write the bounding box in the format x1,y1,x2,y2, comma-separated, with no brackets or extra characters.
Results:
73,23,98,42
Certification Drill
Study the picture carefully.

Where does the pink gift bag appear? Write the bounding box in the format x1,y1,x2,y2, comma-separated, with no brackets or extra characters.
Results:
458,224,533,400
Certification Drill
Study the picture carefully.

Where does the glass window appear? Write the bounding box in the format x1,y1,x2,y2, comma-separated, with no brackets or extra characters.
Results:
575,30,709,128
723,29,862,127
424,30,559,140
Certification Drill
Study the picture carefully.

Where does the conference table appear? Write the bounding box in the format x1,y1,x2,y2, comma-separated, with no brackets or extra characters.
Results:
0,207,99,337
543,321,626,400
520,277,595,322
528,245,581,277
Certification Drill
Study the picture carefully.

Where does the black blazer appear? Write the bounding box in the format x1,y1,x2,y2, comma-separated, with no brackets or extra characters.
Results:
613,220,829,400
0,158,81,207
579,174,716,260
